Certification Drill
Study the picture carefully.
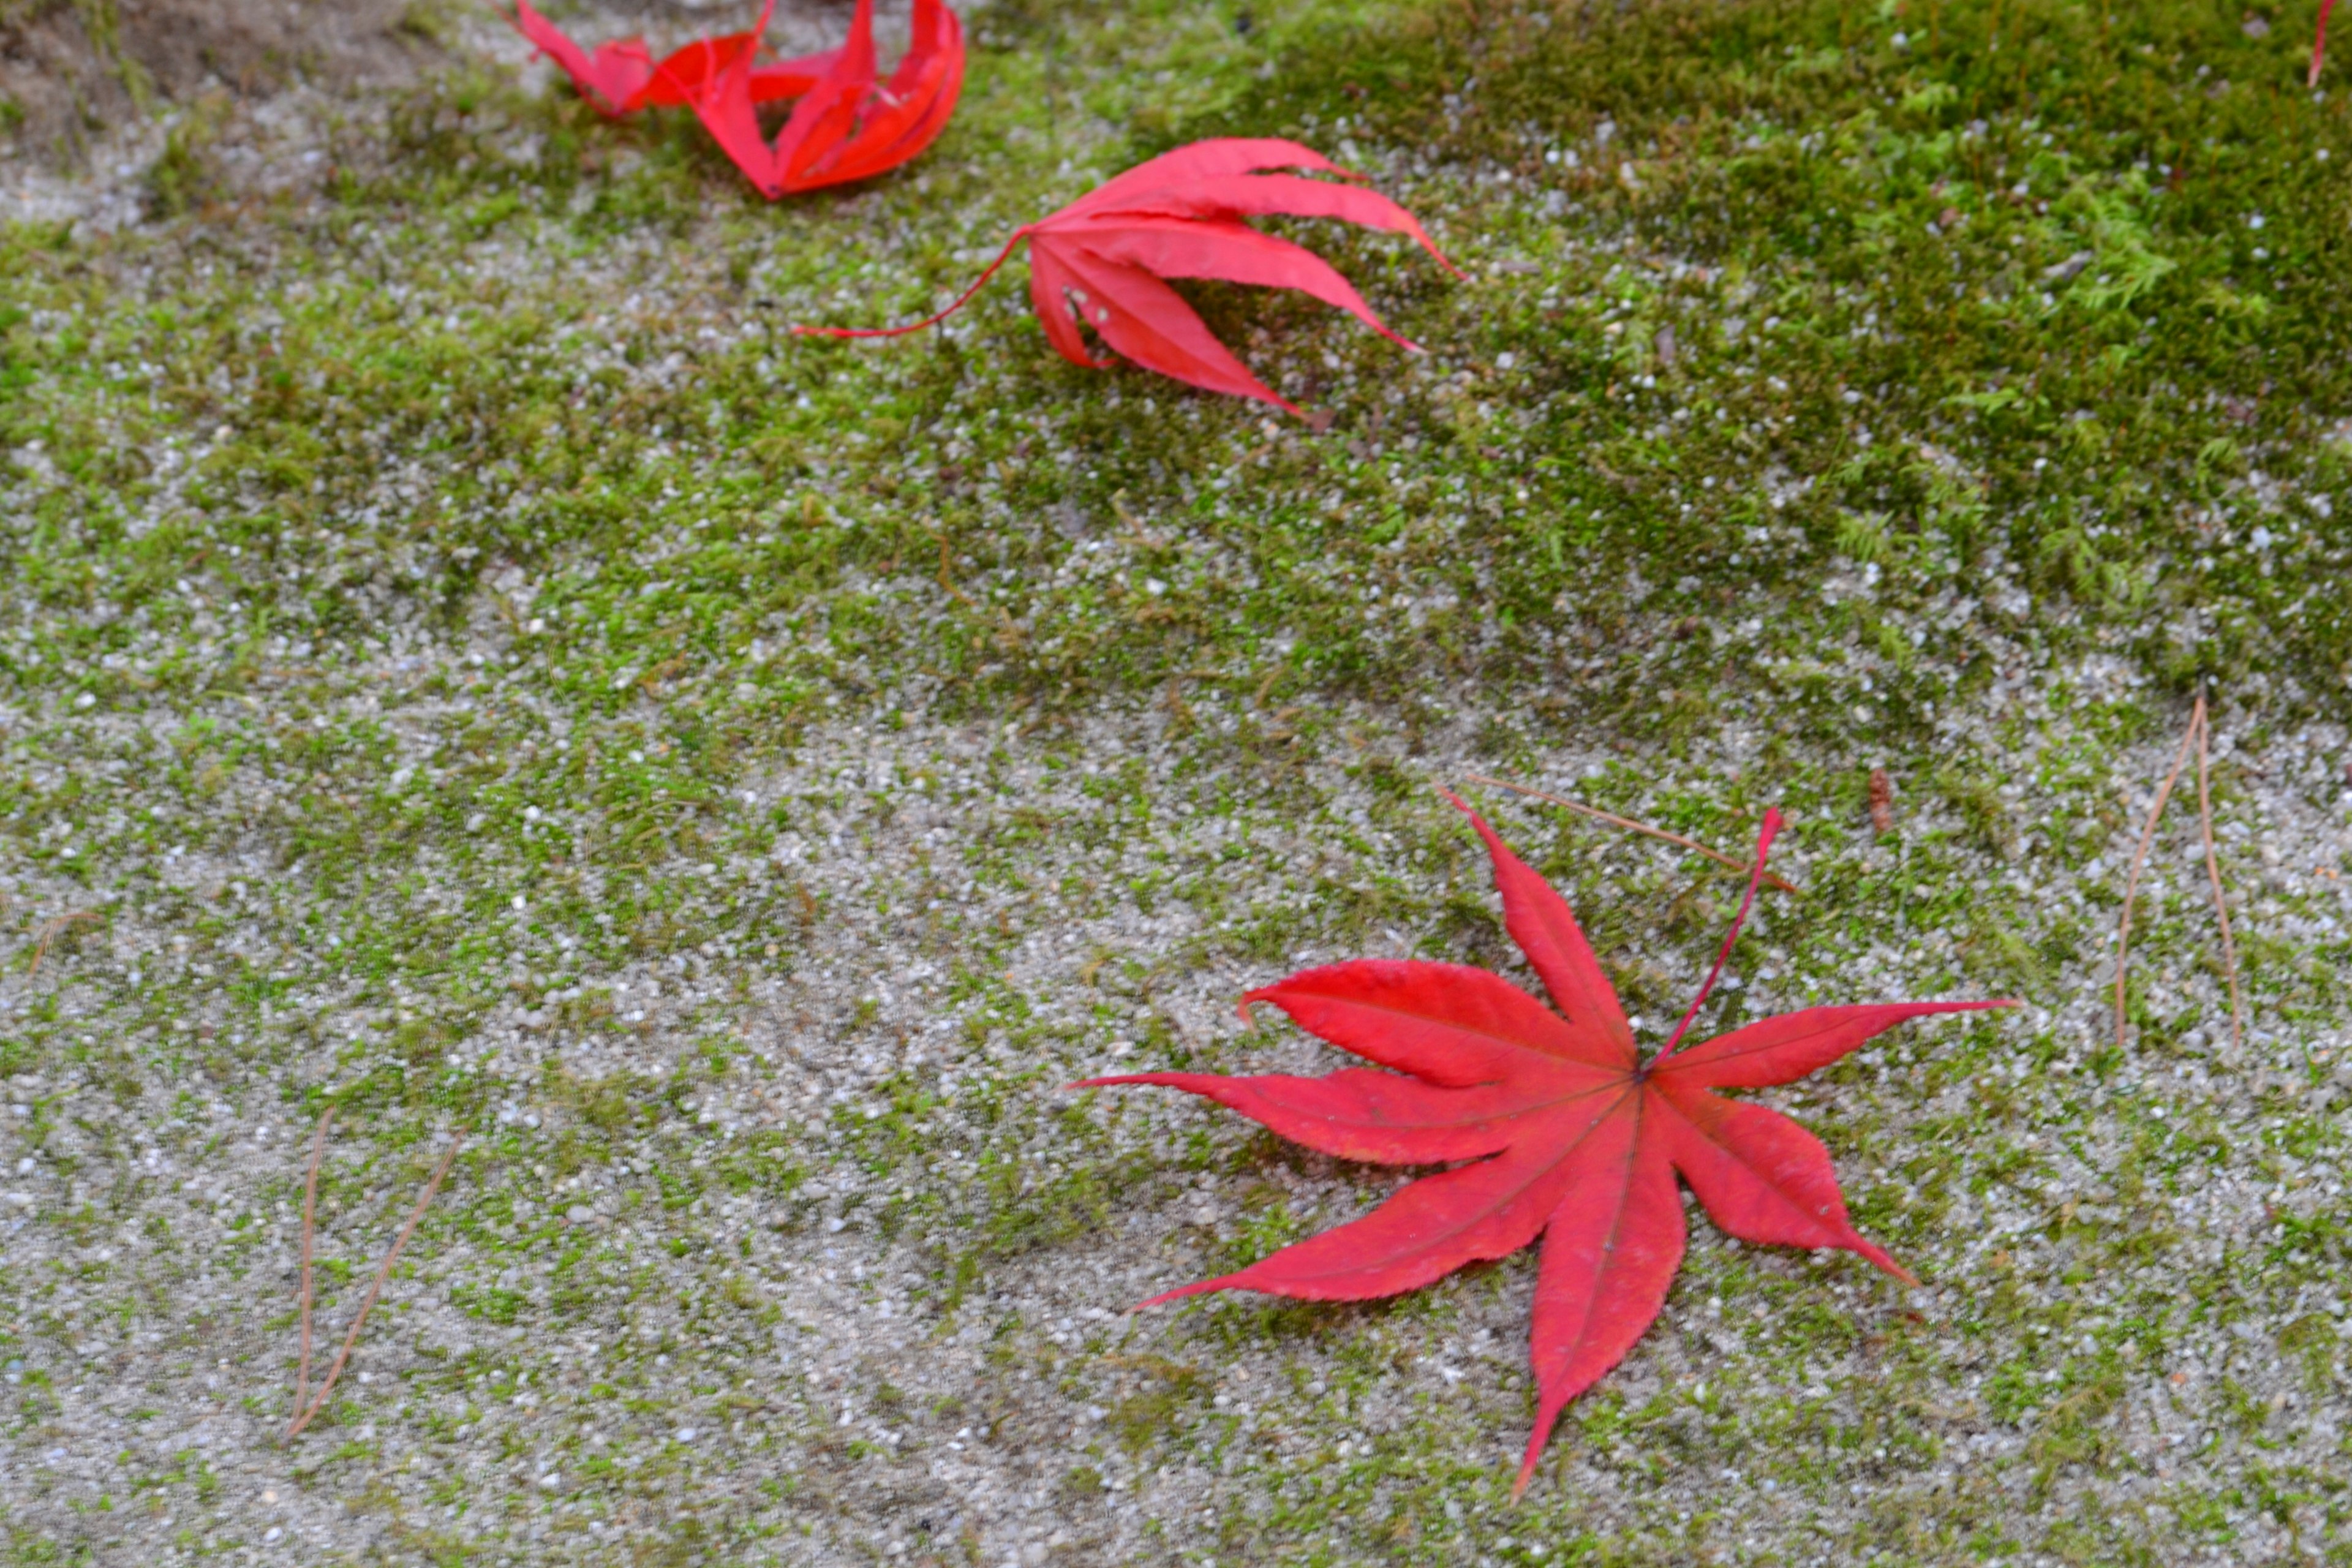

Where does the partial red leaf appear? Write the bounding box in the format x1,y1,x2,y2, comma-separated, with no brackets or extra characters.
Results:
1060,137,1363,217
1053,215,1415,349
1025,239,1104,369
1072,799,2013,1493
1072,1068,1523,1165
666,0,965,198
1242,960,1627,1082
736,51,850,104
1048,246,1297,410
1649,1076,1908,1279
2317,0,2339,86
1063,142,1450,270
518,0,805,116
638,13,843,113
741,1,873,193
515,0,660,116
794,137,1456,416
1656,1001,2002,1089
1524,1098,1681,1476
1139,1130,1599,1308
1451,789,1635,1067
808,0,967,184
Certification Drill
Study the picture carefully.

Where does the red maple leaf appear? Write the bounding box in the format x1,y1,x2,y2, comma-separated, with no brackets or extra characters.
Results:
513,0,963,196
1075,795,2011,1493
795,137,1460,416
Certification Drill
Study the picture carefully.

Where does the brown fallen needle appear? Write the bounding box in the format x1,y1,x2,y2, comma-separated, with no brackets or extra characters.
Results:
1461,773,1800,895
24,910,98,975
292,1106,337,1426
2113,693,2244,1057
2193,703,2245,1056
1867,768,1896,839
288,1117,465,1438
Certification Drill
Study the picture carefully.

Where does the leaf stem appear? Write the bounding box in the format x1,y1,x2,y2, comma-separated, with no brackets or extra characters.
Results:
290,1105,336,1425
790,230,1030,339
2114,695,2203,1055
24,910,99,974
1656,807,1782,1061
2193,698,2244,1057
288,1129,464,1439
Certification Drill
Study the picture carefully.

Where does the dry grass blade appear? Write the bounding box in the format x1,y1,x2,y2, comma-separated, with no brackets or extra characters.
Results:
2194,704,2245,1057
2114,695,2205,1054
291,1106,337,1425
24,910,98,974
1461,774,1800,895
287,1131,464,1439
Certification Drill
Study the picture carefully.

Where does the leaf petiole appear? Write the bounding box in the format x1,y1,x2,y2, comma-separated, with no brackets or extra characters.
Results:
791,230,1032,341
1654,807,1782,1063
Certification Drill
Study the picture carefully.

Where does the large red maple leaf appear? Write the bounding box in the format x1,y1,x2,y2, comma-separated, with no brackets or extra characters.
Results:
796,137,1458,415
1076,795,2010,1492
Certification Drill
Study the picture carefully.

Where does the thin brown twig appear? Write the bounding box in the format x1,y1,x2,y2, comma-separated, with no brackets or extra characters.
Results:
24,911,98,974
287,1131,464,1439
292,1106,336,1424
933,531,976,608
2114,695,2205,1054
2194,700,2245,1057
1461,774,1800,894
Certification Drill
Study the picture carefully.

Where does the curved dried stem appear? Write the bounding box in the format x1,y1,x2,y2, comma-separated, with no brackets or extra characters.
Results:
2194,702,2245,1057
2114,696,2204,1054
1460,774,1799,895
24,910,98,974
288,1132,464,1439
291,1106,336,1425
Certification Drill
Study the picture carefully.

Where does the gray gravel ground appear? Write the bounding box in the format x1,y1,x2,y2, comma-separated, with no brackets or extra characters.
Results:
9,655,2352,1564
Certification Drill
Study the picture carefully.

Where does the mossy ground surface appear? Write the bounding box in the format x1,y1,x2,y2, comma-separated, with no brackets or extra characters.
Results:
4,0,2352,1562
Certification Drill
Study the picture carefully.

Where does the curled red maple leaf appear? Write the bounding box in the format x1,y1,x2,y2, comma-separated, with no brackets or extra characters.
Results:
794,137,1460,416
2316,0,2339,86
1074,794,2012,1493
513,0,962,196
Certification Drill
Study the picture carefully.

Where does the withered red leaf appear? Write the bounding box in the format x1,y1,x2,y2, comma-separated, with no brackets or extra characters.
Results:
1076,794,2011,1492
